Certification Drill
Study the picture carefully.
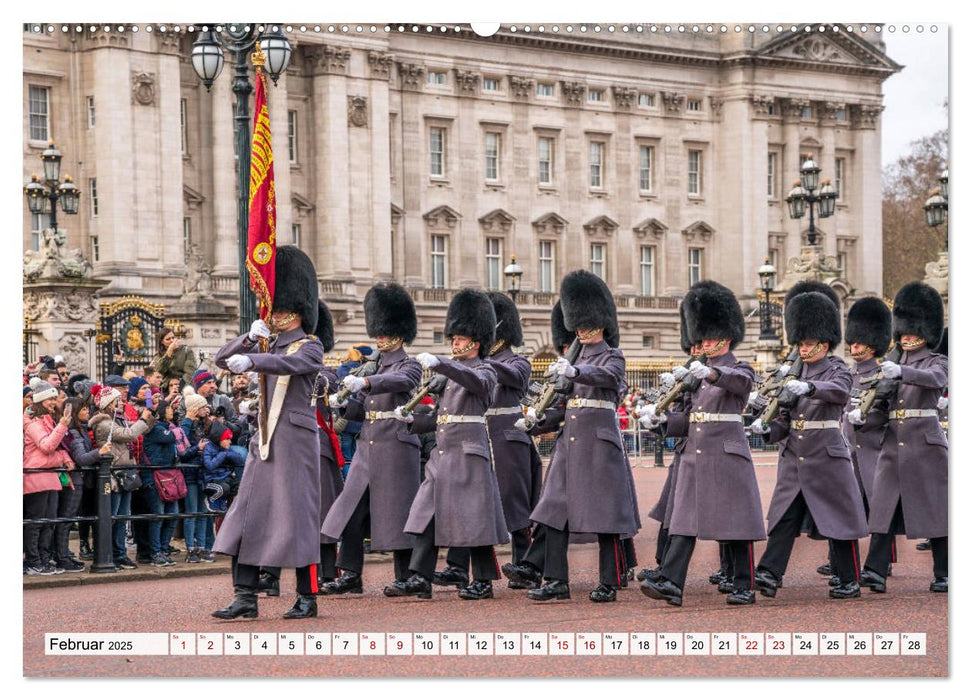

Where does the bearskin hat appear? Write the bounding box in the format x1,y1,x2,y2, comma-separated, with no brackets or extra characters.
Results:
678,301,695,354
314,300,335,353
892,281,944,348
785,291,842,347
684,280,745,349
936,327,948,357
444,289,496,358
364,283,418,343
487,292,523,348
784,279,841,310
550,302,571,353
560,270,619,348
273,246,319,334
845,297,892,357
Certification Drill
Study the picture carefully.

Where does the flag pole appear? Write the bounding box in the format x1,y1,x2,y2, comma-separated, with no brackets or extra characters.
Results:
251,44,271,445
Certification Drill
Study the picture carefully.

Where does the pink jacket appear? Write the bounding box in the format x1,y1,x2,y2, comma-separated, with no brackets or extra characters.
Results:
23,414,73,495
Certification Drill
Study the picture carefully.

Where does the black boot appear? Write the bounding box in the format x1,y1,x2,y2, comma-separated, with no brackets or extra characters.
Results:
78,541,94,561
283,594,318,619
589,583,617,603
726,589,756,605
319,571,363,595
501,561,542,587
816,563,833,576
829,580,861,599
212,586,259,619
860,569,887,593
527,579,571,601
916,539,931,551
640,576,683,607
258,572,280,597
754,568,781,598
432,565,470,588
708,569,727,585
717,579,735,594
383,573,432,599
458,580,494,600
929,577,948,593
637,567,662,583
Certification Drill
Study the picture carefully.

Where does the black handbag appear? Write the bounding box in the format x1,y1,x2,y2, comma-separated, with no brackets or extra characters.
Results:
113,468,143,492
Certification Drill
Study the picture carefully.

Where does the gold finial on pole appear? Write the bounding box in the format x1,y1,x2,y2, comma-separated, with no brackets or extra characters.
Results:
251,42,266,71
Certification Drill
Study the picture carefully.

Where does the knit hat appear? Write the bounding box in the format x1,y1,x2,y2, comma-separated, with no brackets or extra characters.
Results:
23,386,33,398
183,393,208,414
32,381,57,403
128,376,149,400
192,369,216,390
209,423,233,444
95,386,122,410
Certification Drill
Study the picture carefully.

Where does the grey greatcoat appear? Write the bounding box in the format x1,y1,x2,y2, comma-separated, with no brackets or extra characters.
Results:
529,341,638,535
212,329,324,568
664,352,766,541
842,357,886,503
867,346,948,539
320,348,422,551
405,357,509,547
315,369,344,544
487,348,542,533
765,355,868,540
650,392,692,527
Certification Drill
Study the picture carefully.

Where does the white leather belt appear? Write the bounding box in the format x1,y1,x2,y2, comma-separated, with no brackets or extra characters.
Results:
791,419,841,430
485,406,523,416
566,398,617,410
890,409,939,420
689,412,743,424
365,410,397,420
437,415,487,425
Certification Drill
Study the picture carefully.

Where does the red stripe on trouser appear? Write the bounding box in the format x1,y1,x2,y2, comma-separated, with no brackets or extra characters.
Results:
309,564,318,594
851,541,860,582
613,537,622,586
891,538,897,563
493,549,501,579
748,542,755,590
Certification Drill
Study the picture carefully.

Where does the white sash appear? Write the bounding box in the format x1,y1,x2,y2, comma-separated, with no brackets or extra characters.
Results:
259,374,290,461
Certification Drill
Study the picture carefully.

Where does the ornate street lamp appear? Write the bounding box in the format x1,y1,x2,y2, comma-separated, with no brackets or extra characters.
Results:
758,257,777,341
23,142,81,247
503,254,523,304
784,154,835,246
923,188,947,228
189,24,293,333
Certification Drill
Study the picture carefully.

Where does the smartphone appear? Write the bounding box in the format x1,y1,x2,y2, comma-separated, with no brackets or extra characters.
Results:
145,393,154,409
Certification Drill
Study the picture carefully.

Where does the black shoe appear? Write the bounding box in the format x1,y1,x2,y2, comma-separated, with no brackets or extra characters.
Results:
258,572,280,597
78,542,94,561
383,573,432,599
726,589,756,605
828,576,842,588
929,577,948,593
501,561,542,587
887,563,893,577
319,571,363,595
754,569,780,598
432,565,470,588
283,594,318,619
458,580,494,600
860,569,887,593
116,557,138,570
212,586,259,619
527,579,571,601
916,539,932,551
507,579,539,590
589,583,617,603
58,559,86,573
708,569,727,585
830,580,861,599
136,553,153,564
165,545,181,555
638,568,662,583
639,577,683,607
816,563,834,576
717,579,735,595
626,567,636,581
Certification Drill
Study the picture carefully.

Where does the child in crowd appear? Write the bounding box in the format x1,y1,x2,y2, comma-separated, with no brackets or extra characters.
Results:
202,424,245,513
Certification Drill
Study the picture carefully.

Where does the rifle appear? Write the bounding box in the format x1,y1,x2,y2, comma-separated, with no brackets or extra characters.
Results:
856,343,904,420
654,354,708,413
397,373,448,418
331,352,381,434
522,337,582,429
755,355,805,424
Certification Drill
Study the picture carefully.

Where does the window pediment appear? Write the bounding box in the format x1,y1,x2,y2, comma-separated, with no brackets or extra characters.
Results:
681,220,715,242
478,209,516,233
583,215,619,238
423,205,461,230
633,217,668,240
532,212,568,235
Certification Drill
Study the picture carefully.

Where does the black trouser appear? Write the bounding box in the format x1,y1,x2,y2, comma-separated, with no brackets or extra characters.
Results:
655,527,669,566
131,485,151,558
409,518,499,582
758,491,861,584
865,499,947,579
621,537,637,571
522,523,626,587
233,558,318,596
264,542,340,585
660,535,754,591
335,486,412,580
78,481,98,547
719,542,735,578
446,527,531,571
23,490,58,568
54,483,84,564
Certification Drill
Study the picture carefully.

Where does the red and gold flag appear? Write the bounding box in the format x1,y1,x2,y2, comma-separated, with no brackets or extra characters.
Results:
245,63,276,320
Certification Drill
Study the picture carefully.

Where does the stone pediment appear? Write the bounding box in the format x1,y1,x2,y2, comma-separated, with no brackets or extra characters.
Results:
532,212,568,235
478,209,516,233
390,203,405,226
423,205,461,229
633,217,668,240
183,185,205,212
756,27,901,72
681,220,715,242
291,192,315,214
583,215,619,238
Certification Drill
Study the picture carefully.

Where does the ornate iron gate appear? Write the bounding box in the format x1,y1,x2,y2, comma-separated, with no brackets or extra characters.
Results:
95,297,182,379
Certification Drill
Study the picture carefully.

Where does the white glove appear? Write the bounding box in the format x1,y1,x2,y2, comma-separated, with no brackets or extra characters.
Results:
849,396,861,408
238,400,257,417
787,380,811,396
659,372,675,388
671,366,689,381
846,408,865,426
328,393,348,409
393,406,414,423
937,396,948,411
342,375,367,393
880,361,901,380
226,354,254,373
748,391,759,405
550,357,578,378
514,418,528,431
639,413,661,430
778,363,791,375
524,407,538,423
749,419,770,435
248,319,271,342
635,403,657,420
688,361,710,380
416,352,440,369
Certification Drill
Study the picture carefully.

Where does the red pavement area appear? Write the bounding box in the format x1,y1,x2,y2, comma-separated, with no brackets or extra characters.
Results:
23,459,947,678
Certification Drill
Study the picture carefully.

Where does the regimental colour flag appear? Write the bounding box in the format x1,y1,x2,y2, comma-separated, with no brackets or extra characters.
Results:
246,64,276,319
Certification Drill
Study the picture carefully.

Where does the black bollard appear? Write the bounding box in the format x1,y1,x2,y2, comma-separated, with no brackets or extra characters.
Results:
90,455,117,573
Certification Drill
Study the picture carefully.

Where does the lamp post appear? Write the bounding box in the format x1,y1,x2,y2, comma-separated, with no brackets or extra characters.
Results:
784,154,836,246
24,142,82,251
190,24,292,333
757,257,777,341
503,254,524,304
923,168,949,245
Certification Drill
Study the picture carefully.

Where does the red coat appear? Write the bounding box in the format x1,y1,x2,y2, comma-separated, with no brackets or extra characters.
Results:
23,415,72,495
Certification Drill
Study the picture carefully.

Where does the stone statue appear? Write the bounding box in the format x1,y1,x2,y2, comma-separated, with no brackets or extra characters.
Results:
182,244,215,298
23,227,93,282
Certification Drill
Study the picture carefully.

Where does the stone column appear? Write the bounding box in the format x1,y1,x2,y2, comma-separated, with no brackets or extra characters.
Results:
781,98,806,266
267,66,292,252
660,90,686,295
398,62,426,287
612,85,636,294
508,76,533,290
210,61,237,275
367,50,395,283
157,34,185,277
853,104,885,295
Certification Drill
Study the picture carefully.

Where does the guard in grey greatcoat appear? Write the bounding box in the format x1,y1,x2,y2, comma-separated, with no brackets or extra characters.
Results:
211,245,325,620
855,282,948,594
505,271,638,604
751,291,868,600
385,289,508,601
319,284,422,595
640,281,765,607
258,301,341,597
433,292,542,590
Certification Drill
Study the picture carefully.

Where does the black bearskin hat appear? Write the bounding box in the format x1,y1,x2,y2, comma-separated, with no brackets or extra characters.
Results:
560,270,619,348
364,283,418,343
487,292,523,348
784,279,841,310
892,282,944,348
314,300,335,353
550,302,571,353
845,297,891,357
936,327,948,357
785,291,841,347
273,246,319,334
684,280,745,349
445,289,496,358
678,302,695,354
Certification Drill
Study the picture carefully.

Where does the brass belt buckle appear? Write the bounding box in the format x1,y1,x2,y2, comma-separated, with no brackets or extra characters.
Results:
893,409,906,420
693,411,705,423
366,411,377,420
793,419,805,430
437,415,447,425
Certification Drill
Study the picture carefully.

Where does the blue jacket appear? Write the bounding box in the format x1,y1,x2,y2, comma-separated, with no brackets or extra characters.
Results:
202,442,246,484
141,420,177,485
179,417,205,485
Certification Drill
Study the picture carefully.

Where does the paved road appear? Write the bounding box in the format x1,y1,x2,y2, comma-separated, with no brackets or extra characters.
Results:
23,460,947,678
